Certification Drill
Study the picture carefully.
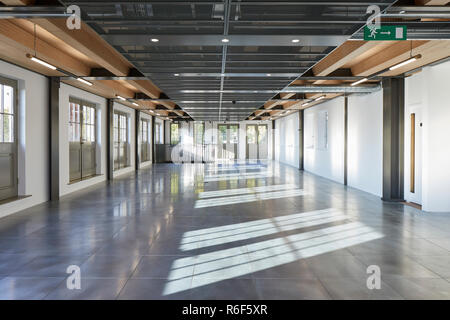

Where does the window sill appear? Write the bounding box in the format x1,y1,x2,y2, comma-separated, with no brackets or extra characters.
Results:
0,195,32,206
114,166,131,172
68,174,104,186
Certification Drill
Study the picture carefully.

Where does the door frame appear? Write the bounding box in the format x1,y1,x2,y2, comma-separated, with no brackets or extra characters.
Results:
246,124,268,160
217,123,239,160
407,105,423,205
113,110,129,170
0,75,18,201
69,97,97,182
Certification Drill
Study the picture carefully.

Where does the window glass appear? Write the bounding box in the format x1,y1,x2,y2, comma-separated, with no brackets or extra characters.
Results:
155,123,161,144
247,126,257,144
0,84,15,143
218,125,227,144
258,125,267,143
170,123,179,145
3,85,13,114
69,102,81,142
229,125,239,144
194,123,204,145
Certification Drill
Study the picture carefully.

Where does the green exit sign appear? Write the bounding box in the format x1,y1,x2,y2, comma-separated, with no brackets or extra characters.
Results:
364,25,407,41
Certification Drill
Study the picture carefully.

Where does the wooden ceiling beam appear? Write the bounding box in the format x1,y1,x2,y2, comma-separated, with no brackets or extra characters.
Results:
0,20,90,76
351,40,433,76
312,41,380,77
415,0,450,5
32,19,131,76
1,0,35,4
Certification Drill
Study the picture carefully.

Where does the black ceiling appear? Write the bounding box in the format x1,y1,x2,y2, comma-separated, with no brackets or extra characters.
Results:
60,0,397,121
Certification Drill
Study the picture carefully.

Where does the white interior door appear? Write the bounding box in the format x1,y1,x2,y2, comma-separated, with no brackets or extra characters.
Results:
409,107,423,205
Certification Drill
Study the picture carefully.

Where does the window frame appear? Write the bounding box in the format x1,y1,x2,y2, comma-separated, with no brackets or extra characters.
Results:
170,122,180,145
113,110,130,170
0,76,18,144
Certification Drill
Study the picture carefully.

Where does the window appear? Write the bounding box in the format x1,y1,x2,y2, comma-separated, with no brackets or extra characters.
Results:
0,76,18,201
140,119,150,162
114,111,129,170
194,123,204,145
0,83,14,143
68,98,97,182
155,123,162,144
170,123,180,145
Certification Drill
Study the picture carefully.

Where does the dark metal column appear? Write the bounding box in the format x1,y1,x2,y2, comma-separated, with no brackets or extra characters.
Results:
344,96,348,186
151,115,156,164
299,110,304,171
382,78,405,202
49,77,60,201
272,120,276,161
106,99,114,181
135,109,140,171
163,120,166,144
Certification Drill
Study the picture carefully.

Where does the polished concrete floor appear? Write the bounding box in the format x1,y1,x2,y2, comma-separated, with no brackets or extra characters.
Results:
1,161,450,300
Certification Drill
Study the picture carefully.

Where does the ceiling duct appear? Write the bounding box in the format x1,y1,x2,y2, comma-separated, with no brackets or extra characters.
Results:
282,85,382,94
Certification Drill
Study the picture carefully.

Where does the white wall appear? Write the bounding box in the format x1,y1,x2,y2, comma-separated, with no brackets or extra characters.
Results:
113,102,136,178
275,112,299,168
304,97,345,184
348,91,383,197
0,60,49,218
59,84,108,196
405,60,450,212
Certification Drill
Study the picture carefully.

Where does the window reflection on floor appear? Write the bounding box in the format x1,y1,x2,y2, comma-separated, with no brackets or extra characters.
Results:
163,216,383,295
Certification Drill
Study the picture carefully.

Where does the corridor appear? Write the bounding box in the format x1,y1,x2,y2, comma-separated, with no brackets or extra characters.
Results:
0,162,449,300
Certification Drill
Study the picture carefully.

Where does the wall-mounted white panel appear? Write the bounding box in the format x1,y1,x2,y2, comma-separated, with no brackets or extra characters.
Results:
348,91,383,197
304,97,345,184
405,60,450,212
275,112,299,168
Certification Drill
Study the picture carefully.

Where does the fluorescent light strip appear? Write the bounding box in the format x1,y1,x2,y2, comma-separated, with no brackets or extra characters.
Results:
116,95,127,101
315,95,326,102
29,56,57,70
351,78,368,86
132,102,139,107
76,78,93,86
389,56,420,71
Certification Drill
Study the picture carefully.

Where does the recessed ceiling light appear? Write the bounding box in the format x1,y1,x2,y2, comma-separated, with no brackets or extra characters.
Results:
399,10,406,14
222,38,230,43
266,74,272,77
151,38,159,42
76,78,93,86
291,39,300,43
174,73,180,76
